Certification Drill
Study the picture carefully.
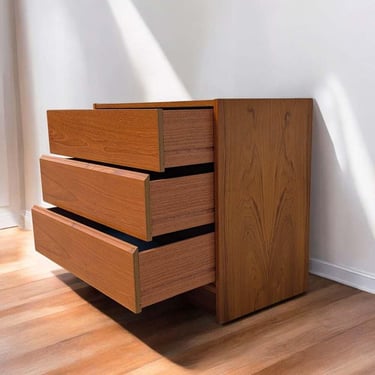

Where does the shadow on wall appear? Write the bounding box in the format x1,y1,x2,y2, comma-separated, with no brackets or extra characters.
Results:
130,1,319,99
63,0,191,102
16,0,196,212
55,0,146,103
311,79,375,274
130,0,232,98
16,0,152,215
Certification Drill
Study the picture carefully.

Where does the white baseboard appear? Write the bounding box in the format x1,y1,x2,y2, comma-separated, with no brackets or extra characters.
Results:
22,204,53,230
22,209,33,230
310,258,375,294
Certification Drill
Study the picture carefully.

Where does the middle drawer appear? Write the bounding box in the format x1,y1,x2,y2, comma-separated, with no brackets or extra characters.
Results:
40,156,214,241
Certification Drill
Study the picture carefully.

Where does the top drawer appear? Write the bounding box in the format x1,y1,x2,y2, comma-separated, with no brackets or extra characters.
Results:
47,108,213,172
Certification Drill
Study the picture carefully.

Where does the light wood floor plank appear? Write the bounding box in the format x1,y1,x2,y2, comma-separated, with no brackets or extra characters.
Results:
253,317,375,374
1,228,375,374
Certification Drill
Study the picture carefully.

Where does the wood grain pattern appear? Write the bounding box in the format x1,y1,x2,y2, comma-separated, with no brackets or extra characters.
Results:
215,99,313,323
31,206,141,312
139,233,215,307
150,172,214,236
40,156,151,240
48,108,213,171
44,98,313,324
168,288,374,374
47,109,164,171
3,229,375,374
255,317,375,374
40,156,214,240
31,206,215,313
162,109,213,167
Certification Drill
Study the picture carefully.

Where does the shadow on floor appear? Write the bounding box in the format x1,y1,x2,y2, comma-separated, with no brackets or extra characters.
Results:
53,271,222,365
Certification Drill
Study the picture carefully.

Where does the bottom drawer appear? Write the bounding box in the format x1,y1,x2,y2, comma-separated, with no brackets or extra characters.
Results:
32,206,215,313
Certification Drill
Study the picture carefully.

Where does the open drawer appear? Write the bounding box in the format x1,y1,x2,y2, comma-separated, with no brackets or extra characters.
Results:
32,206,215,313
40,156,214,241
47,108,213,172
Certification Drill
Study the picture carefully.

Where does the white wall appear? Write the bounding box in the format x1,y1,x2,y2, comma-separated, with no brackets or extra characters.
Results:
14,0,375,290
0,0,23,228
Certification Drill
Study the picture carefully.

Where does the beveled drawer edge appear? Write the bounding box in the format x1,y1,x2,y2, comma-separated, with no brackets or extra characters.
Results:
41,154,150,180
157,109,165,172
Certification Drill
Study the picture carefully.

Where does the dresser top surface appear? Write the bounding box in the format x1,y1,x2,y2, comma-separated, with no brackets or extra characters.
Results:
93,98,312,110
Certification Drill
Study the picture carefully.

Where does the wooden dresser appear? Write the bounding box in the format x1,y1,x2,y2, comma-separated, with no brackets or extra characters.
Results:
32,99,312,324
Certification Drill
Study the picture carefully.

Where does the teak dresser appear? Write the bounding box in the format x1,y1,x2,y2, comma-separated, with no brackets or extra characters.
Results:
32,99,312,324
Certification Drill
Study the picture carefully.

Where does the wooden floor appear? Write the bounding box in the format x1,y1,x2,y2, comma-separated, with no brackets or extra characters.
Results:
1,228,375,374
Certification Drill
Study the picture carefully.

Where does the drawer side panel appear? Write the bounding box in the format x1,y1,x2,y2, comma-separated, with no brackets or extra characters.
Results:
150,172,214,236
163,109,214,167
139,232,215,307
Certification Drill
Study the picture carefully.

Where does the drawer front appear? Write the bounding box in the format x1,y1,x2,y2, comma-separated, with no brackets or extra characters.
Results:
40,156,214,241
47,109,162,172
47,108,213,172
32,206,215,312
40,156,151,240
32,205,141,312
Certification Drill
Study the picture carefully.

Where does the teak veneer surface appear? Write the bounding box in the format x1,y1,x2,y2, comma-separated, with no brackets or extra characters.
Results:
2,228,375,374
162,109,213,167
150,172,214,237
40,155,151,240
44,98,312,323
31,207,215,313
214,99,312,322
31,205,141,312
47,108,213,172
139,233,215,307
40,156,214,241
48,109,163,171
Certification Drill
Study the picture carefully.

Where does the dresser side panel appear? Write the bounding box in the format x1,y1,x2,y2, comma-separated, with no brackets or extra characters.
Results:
215,99,312,323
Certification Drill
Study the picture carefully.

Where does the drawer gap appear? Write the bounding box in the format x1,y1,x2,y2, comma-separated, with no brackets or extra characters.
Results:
71,158,214,179
49,207,214,251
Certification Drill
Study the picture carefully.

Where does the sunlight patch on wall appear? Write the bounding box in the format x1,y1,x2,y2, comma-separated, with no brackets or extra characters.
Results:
316,76,375,238
107,0,191,101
